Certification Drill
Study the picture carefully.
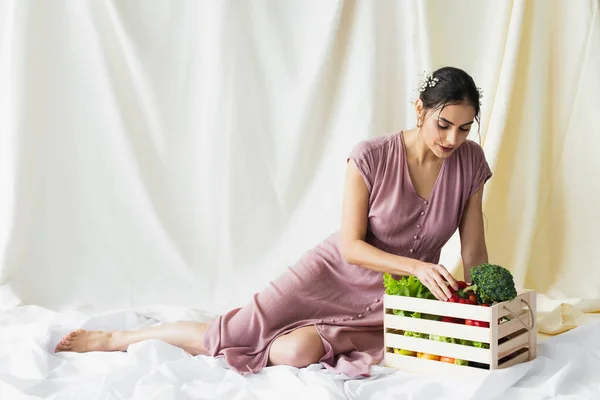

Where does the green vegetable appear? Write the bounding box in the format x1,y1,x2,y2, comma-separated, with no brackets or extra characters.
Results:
384,273,440,320
383,273,436,300
404,330,429,340
465,264,518,304
393,309,442,322
454,359,469,366
429,335,455,343
472,341,490,349
410,312,442,321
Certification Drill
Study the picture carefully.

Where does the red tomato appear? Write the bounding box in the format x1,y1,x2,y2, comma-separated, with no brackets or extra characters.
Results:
447,293,460,303
468,293,478,305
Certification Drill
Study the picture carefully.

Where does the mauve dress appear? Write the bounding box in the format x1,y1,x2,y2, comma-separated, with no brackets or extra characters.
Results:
203,131,493,377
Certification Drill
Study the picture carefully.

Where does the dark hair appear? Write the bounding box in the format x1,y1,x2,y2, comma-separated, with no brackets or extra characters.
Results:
419,66,481,136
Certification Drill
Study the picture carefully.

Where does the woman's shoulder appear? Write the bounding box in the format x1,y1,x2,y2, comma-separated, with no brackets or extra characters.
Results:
455,139,487,162
349,131,401,159
452,139,492,186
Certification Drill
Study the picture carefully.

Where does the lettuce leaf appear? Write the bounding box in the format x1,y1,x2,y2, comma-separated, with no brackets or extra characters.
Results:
384,273,439,319
383,273,436,300
404,330,429,339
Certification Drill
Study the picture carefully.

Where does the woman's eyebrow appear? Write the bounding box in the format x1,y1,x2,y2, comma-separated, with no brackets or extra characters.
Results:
439,116,474,126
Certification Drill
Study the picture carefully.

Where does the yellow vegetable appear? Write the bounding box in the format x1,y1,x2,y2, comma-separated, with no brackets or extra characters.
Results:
394,348,416,356
417,353,440,361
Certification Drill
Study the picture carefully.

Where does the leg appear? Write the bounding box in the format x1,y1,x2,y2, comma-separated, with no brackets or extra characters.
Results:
267,325,326,368
55,321,211,356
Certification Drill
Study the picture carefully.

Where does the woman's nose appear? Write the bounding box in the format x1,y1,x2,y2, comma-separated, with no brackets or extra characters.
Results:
446,131,458,146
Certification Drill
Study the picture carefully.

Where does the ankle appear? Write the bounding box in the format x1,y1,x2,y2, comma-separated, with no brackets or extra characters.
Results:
110,330,127,351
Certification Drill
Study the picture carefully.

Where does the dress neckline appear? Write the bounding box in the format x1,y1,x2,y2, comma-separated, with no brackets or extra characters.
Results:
398,131,447,203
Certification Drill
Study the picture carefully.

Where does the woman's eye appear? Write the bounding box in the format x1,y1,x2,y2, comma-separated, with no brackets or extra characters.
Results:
460,127,470,132
438,125,449,130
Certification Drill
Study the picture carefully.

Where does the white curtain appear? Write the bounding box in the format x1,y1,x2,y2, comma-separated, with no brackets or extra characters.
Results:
1,0,599,315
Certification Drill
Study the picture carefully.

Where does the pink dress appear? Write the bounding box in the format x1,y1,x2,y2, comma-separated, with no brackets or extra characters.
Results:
203,131,492,377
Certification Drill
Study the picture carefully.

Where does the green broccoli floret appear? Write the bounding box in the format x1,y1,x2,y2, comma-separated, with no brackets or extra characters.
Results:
466,263,517,304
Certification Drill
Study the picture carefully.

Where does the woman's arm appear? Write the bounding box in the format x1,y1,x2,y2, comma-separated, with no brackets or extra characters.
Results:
340,160,457,300
458,185,489,283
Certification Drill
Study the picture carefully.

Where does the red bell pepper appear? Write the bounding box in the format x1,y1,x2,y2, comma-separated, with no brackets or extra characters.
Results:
441,316,464,324
456,281,468,290
465,319,490,328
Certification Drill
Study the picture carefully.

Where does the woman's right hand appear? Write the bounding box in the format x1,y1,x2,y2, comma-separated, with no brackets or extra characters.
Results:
413,263,458,301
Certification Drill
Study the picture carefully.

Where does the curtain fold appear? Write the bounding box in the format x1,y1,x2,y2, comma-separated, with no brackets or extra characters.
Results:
0,0,598,313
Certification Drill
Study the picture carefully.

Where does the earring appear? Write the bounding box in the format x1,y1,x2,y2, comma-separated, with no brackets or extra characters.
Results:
417,117,423,127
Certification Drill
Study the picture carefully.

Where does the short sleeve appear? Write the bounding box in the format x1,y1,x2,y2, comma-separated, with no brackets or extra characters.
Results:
347,140,379,192
468,143,493,199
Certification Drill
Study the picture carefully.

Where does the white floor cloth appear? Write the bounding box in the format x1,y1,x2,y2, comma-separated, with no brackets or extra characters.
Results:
1,304,599,400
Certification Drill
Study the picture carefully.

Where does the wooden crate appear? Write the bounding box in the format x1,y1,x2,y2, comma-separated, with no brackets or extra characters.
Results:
383,290,536,377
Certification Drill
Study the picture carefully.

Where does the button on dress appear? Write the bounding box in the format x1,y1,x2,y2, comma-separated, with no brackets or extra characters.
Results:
203,131,493,377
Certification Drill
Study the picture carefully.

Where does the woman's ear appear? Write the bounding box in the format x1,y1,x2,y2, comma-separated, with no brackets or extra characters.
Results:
414,98,424,118
415,99,425,127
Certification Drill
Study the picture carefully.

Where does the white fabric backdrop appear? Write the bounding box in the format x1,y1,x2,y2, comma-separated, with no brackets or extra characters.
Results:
0,0,599,315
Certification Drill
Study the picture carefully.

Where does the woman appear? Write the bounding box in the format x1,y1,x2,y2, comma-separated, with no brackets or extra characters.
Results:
55,66,492,378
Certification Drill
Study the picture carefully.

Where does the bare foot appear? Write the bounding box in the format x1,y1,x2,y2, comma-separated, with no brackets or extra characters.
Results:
55,329,119,353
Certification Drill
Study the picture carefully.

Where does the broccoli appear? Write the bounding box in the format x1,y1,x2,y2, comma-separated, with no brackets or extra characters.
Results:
465,263,517,304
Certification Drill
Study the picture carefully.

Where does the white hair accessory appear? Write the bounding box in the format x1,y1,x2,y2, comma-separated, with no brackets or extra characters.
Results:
409,71,439,105
417,71,439,92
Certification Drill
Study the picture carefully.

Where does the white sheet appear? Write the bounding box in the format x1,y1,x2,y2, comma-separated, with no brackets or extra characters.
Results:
1,305,599,400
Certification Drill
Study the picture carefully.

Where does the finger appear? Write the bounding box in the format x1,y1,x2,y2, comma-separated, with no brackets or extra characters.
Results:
421,278,440,301
437,265,458,290
434,287,447,301
425,278,446,301
433,273,452,300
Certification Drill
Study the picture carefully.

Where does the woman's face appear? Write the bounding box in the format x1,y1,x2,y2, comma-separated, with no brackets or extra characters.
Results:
417,101,476,159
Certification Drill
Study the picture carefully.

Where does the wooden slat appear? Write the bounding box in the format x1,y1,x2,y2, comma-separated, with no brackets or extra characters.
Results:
384,352,490,378
498,291,532,318
498,309,530,339
498,350,530,369
385,333,491,364
384,314,489,342
384,294,491,321
497,331,529,359
527,291,537,361
490,302,499,369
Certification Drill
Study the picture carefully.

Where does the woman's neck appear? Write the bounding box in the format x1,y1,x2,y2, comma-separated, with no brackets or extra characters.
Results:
404,128,441,165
